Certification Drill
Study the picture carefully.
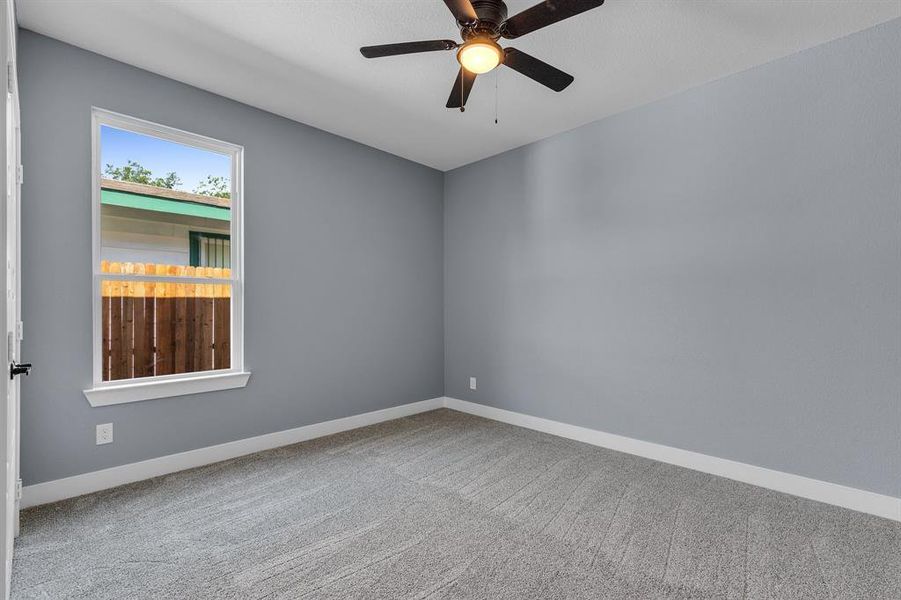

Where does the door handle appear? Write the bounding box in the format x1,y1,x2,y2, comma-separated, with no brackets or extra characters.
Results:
10,362,32,379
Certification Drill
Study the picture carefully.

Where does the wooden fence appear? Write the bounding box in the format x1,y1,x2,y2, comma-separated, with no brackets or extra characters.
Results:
101,261,231,381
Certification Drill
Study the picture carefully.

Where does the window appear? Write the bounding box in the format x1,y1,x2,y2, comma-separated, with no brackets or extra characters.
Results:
190,232,230,268
85,108,248,406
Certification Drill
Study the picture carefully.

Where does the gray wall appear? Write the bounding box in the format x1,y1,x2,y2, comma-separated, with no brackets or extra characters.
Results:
18,20,901,498
18,31,444,485
445,20,901,497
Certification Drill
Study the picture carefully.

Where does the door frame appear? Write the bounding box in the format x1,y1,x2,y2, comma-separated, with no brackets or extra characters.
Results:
1,0,19,597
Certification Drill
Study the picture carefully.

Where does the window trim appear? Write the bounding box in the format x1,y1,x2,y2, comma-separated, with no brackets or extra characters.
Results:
85,108,248,406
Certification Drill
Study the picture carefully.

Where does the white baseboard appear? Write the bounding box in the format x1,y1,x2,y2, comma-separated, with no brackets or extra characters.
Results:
444,397,901,522
23,395,900,522
21,397,444,509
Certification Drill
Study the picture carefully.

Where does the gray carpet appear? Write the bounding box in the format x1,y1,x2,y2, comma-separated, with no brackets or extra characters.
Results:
11,409,901,599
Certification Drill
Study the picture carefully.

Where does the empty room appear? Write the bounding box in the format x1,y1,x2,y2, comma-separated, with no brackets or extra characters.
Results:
0,0,899,598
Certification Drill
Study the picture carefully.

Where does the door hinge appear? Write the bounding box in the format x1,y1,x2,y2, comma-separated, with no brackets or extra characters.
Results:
6,62,13,90
17,320,23,342
15,479,22,501
16,164,23,185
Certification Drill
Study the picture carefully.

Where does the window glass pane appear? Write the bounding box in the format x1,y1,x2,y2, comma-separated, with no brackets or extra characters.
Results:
100,125,231,276
100,278,232,382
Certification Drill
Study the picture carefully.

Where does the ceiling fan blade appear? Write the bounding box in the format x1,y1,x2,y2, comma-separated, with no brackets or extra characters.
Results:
443,0,478,24
502,0,605,39
446,68,477,109
360,40,457,58
502,48,573,92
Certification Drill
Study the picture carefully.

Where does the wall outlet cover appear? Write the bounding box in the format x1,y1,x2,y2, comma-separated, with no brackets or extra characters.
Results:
469,377,477,390
96,423,113,445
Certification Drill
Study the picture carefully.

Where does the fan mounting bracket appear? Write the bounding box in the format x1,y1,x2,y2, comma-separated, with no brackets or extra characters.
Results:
460,0,508,41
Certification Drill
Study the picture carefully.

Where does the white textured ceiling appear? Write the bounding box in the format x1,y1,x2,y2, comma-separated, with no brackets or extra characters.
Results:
16,1,901,170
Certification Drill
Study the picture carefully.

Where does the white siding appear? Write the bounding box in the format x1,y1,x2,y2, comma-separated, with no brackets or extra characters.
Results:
100,208,229,266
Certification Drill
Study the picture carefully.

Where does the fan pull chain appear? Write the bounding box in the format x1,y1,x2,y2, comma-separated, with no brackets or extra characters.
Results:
495,69,499,125
460,68,465,113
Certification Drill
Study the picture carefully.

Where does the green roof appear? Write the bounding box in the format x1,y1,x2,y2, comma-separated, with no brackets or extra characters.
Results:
101,188,231,221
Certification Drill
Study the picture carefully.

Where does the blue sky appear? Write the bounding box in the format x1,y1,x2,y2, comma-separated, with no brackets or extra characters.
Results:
101,125,230,192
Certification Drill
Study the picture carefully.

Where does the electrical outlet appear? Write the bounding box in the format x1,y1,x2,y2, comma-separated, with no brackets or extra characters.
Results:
96,423,113,445
469,377,477,391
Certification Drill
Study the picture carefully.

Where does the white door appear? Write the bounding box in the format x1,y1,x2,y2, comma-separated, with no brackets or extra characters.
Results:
1,1,21,597
5,57,20,532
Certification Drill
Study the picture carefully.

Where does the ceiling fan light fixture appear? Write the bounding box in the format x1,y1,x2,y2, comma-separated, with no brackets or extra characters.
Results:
457,39,502,74
360,0,606,110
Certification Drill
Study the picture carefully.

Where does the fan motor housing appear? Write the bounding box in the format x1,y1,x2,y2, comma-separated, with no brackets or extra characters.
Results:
462,0,509,40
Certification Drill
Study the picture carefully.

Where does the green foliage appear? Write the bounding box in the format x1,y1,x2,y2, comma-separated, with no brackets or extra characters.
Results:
193,175,231,199
104,160,229,198
154,171,182,190
104,160,182,189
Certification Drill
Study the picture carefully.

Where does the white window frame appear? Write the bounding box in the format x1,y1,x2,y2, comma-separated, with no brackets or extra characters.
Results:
84,108,249,406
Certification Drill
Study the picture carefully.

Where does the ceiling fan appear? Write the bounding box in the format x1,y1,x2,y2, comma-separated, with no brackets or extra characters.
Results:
360,0,605,111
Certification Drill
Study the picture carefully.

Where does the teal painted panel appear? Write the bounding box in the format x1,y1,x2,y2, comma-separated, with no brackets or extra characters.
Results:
101,188,231,221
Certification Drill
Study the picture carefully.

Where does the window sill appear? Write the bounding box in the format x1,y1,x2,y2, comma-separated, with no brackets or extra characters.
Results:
83,371,251,407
